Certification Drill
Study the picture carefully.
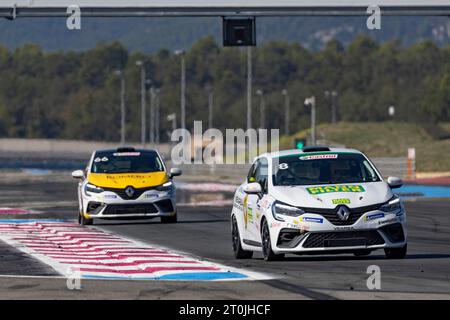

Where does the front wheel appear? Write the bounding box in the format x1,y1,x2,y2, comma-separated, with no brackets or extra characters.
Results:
385,244,407,259
231,216,253,259
261,219,284,261
78,212,93,226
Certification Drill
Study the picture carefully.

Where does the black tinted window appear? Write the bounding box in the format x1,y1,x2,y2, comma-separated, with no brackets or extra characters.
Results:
273,153,380,186
91,151,164,174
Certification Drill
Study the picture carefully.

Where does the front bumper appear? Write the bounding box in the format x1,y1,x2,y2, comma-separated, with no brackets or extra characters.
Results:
270,209,407,254
82,189,176,219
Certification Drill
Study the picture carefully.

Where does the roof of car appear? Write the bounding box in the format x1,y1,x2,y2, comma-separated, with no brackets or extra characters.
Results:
260,147,363,159
94,148,158,154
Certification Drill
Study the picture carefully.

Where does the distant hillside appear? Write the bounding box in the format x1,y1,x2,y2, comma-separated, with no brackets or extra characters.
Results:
0,16,448,52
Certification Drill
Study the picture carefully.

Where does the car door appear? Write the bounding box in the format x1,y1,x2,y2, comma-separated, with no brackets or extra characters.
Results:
238,161,256,243
252,157,269,243
244,159,265,243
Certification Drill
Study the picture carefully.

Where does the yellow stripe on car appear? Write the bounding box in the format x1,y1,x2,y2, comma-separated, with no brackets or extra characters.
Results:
88,172,169,189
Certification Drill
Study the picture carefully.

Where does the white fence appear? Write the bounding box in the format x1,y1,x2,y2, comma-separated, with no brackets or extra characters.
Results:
372,157,412,179
0,138,172,160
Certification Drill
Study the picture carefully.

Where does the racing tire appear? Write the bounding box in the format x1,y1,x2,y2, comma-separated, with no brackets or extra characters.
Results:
161,213,177,224
384,244,407,259
353,249,372,257
231,216,253,259
78,212,93,226
261,219,284,261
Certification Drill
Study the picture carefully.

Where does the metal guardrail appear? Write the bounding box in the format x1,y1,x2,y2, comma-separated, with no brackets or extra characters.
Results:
175,163,250,181
0,137,412,179
372,157,412,179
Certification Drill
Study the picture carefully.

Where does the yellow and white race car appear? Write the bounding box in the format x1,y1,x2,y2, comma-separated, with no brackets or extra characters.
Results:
72,147,181,225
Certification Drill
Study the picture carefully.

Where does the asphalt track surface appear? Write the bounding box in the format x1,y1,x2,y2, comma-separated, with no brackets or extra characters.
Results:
0,177,449,300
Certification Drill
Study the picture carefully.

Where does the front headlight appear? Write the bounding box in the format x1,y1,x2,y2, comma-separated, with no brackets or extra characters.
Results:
379,196,402,213
272,201,305,221
155,181,174,192
85,183,104,195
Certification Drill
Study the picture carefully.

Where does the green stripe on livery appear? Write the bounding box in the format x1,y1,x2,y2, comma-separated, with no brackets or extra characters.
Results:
307,185,365,195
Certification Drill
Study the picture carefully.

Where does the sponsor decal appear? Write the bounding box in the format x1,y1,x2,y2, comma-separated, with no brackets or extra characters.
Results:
243,195,249,229
299,216,323,224
300,154,338,161
104,195,118,199
270,222,281,228
306,185,365,195
334,226,354,231
332,198,351,205
145,194,159,199
364,213,385,221
234,196,244,210
89,172,169,190
105,174,148,180
247,208,253,222
113,152,141,157
378,217,398,226
287,223,309,233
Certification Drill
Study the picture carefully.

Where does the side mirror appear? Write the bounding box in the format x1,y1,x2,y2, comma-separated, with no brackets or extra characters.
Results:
71,170,84,179
243,182,262,195
169,168,182,178
387,176,403,189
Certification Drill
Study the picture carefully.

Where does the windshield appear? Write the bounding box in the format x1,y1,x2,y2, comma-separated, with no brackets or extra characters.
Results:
91,151,164,174
272,153,381,186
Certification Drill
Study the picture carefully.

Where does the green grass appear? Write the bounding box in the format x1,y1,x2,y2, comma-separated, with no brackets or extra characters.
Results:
281,122,450,172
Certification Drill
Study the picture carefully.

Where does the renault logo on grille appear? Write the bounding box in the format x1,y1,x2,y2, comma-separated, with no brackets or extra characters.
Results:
125,186,135,198
336,205,351,221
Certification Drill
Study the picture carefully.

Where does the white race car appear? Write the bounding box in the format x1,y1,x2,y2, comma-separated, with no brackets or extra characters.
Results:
231,146,407,261
72,147,181,225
